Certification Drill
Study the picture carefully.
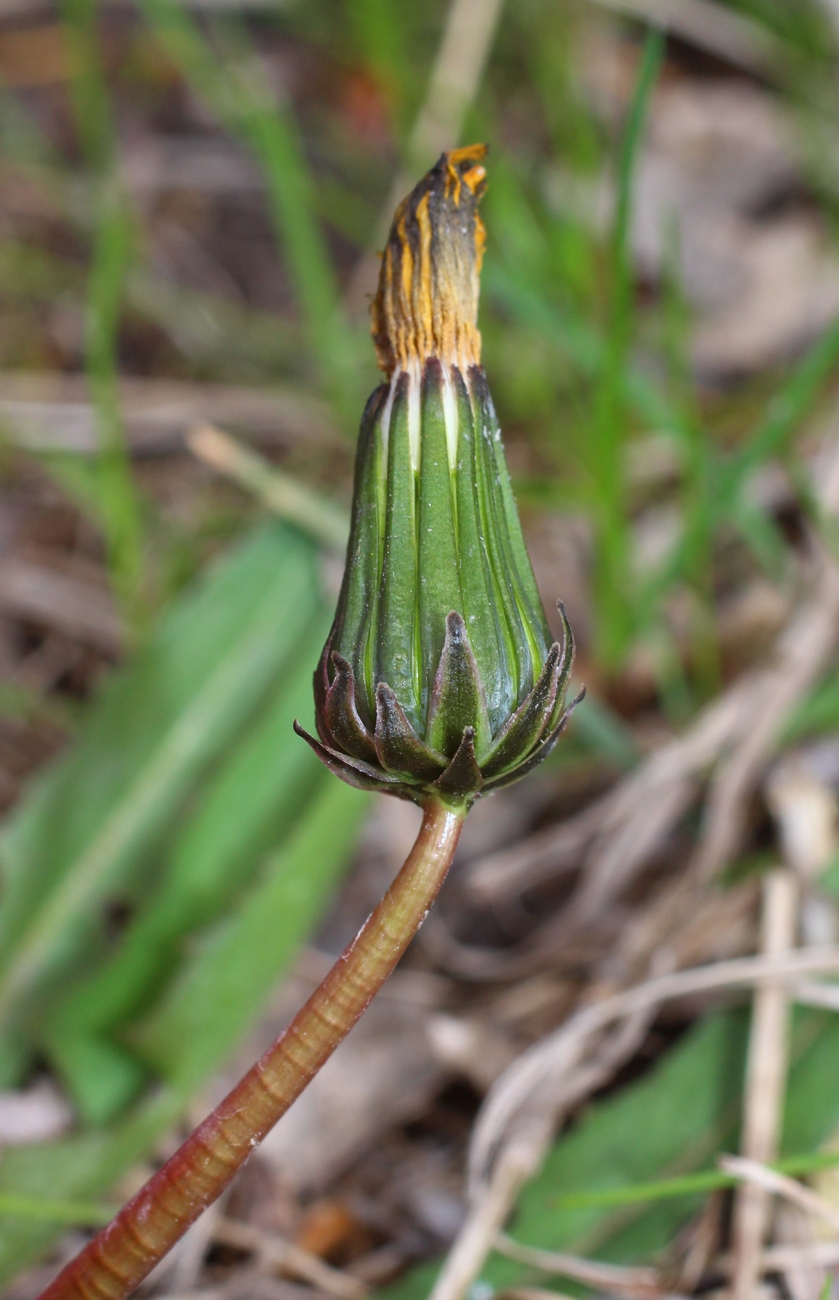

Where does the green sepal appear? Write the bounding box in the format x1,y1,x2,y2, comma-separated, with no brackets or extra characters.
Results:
322,652,377,762
481,605,575,779
480,642,561,780
483,688,585,794
427,611,490,758
432,727,483,805
293,721,411,796
548,602,576,728
374,683,447,780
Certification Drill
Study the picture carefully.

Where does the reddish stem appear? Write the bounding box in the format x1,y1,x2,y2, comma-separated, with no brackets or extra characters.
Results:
39,799,464,1300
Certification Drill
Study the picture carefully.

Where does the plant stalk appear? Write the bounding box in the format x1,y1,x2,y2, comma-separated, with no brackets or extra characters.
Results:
37,799,464,1300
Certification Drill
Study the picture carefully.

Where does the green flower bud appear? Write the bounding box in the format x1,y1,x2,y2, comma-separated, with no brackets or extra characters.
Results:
296,145,580,809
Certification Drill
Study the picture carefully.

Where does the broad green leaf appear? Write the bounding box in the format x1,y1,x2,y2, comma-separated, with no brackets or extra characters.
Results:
0,777,369,1281
0,523,319,1041
133,777,370,1089
383,1007,839,1300
43,1030,146,1128
0,1091,181,1284
0,1194,110,1227
40,621,330,1066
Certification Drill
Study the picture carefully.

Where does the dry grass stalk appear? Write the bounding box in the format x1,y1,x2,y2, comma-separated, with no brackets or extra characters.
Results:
729,872,798,1300
722,1157,839,1236
583,0,782,76
429,947,839,1300
187,424,349,551
212,1219,368,1300
0,559,122,655
495,1233,664,1297
729,1240,839,1272
428,1142,540,1300
0,374,339,453
497,1288,668,1300
495,1287,580,1300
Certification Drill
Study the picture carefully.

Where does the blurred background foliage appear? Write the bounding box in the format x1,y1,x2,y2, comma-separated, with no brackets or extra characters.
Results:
6,0,839,1292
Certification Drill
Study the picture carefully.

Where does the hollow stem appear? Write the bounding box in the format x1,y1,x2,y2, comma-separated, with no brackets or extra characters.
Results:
38,798,465,1300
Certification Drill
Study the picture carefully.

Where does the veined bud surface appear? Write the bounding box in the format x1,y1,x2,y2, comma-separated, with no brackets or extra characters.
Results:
296,145,580,809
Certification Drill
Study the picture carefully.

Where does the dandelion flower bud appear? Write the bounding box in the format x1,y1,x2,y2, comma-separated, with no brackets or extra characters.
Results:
296,145,579,809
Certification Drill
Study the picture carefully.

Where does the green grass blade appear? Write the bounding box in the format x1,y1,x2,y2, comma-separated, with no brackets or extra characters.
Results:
0,774,368,1279
60,0,114,170
0,588,294,1020
551,1148,839,1212
85,194,145,627
483,262,679,434
11,1147,829,1231
136,0,355,396
591,28,664,668
346,0,412,130
728,315,839,491
657,219,719,700
645,322,839,609
60,0,145,623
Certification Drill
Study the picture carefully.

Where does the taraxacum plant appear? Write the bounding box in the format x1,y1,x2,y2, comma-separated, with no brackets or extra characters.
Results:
38,145,578,1300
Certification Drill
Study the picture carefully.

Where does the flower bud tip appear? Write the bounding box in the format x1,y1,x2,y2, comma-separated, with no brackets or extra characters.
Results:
371,144,488,379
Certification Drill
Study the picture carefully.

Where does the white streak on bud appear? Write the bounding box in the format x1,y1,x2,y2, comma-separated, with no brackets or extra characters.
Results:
380,363,423,474
379,374,398,465
441,366,459,471
407,360,422,474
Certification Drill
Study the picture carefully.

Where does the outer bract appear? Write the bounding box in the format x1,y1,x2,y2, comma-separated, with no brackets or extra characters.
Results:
296,145,579,810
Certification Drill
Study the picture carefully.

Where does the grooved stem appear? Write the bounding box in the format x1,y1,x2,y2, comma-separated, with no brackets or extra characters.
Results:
38,800,464,1300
